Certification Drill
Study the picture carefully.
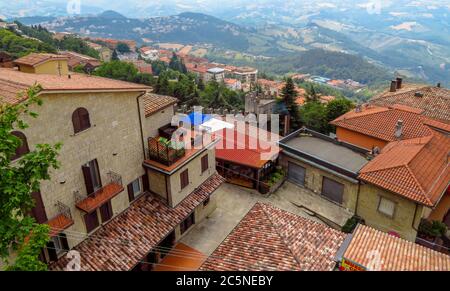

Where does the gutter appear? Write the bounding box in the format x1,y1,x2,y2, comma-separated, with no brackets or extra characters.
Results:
136,91,148,160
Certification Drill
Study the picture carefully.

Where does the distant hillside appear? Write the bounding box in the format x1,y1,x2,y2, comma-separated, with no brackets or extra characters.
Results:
0,28,56,58
38,12,262,52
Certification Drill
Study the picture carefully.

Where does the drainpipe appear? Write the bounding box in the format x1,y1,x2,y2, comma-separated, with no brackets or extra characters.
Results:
136,92,147,159
355,181,361,216
412,203,419,232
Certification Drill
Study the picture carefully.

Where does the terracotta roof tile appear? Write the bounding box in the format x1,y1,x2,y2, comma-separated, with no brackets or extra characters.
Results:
13,53,68,67
331,105,439,142
142,93,178,117
214,127,280,169
370,85,450,123
49,173,225,271
343,224,450,271
200,203,346,271
0,68,150,105
359,130,450,206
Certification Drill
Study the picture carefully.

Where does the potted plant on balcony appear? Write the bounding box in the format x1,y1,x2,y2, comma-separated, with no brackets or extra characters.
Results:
418,220,448,243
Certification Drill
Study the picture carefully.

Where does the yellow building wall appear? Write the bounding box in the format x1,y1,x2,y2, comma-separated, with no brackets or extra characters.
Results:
19,60,69,75
336,127,388,150
20,91,146,249
280,155,359,213
169,148,216,207
428,191,450,222
357,183,424,241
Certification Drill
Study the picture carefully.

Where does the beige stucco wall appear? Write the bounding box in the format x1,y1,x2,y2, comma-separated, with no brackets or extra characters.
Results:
141,105,175,151
280,155,359,213
19,60,69,75
357,183,423,241
174,190,219,241
148,169,168,201
20,90,146,249
169,148,216,207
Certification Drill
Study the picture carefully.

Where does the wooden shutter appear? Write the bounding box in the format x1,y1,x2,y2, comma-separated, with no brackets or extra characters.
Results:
84,211,99,233
79,108,91,130
201,155,209,173
100,201,113,223
30,191,48,224
60,233,69,251
127,183,135,202
180,169,189,189
72,109,82,133
46,240,58,262
11,131,30,160
142,173,149,192
82,164,95,195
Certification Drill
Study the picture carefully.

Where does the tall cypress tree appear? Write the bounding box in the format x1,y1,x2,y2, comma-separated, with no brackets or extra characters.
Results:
280,78,301,131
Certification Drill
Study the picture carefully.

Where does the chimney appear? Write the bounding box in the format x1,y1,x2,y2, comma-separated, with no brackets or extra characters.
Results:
437,83,441,88
355,104,362,113
396,77,403,89
395,120,403,139
390,80,397,92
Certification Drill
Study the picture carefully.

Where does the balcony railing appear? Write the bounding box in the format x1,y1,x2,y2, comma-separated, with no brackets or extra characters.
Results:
148,137,186,166
47,201,74,236
75,171,124,213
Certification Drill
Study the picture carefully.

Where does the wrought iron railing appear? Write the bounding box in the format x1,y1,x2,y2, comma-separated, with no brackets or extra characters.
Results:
55,201,72,220
73,171,123,203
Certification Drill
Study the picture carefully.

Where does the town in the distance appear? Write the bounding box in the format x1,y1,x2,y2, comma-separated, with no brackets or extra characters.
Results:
0,2,449,273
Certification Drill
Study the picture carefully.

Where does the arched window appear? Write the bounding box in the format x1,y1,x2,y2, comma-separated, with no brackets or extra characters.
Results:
72,107,91,134
11,131,30,160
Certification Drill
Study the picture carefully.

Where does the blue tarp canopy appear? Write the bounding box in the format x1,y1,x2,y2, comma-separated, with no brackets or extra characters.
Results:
181,112,213,126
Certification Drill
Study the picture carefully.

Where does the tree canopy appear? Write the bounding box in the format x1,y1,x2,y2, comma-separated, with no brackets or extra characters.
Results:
0,85,61,270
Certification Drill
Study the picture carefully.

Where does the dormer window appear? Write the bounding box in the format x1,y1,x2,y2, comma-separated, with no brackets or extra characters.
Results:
11,131,30,161
72,107,91,134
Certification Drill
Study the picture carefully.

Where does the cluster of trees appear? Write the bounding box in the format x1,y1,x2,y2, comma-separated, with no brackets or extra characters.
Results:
93,61,154,86
0,28,56,58
13,22,100,59
0,85,61,270
276,78,354,134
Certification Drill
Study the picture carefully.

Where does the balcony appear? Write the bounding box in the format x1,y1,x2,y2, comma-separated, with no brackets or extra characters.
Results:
75,171,123,213
46,201,74,237
148,137,186,167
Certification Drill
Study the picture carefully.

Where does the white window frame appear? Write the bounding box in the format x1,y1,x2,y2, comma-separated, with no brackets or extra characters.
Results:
377,196,396,218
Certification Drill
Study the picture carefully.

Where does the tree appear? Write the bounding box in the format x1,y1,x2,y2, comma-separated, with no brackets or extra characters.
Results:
299,101,327,133
279,78,301,132
169,53,187,74
94,61,138,82
116,42,130,54
325,98,354,132
305,83,318,102
0,85,61,270
111,50,119,61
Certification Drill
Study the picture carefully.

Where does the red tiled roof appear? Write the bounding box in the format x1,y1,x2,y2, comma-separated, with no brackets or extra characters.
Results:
214,127,280,169
13,53,68,67
0,68,150,105
50,173,225,271
200,203,346,271
331,105,440,142
343,224,450,271
370,85,450,123
359,129,450,206
142,93,178,117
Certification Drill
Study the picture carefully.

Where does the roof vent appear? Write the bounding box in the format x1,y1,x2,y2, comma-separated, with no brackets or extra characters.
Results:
414,91,423,97
395,120,404,139
372,146,381,156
